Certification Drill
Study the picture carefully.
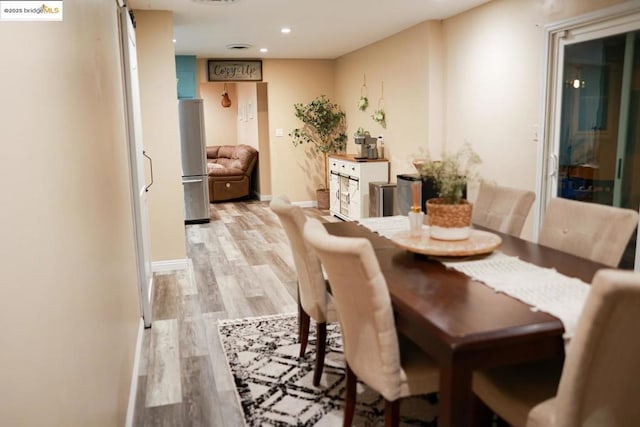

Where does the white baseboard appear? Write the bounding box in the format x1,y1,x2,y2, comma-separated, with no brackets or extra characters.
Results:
125,318,145,427
259,194,272,202
152,258,189,273
292,200,317,208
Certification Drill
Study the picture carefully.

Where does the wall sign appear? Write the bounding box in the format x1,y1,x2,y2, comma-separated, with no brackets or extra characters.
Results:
207,60,263,82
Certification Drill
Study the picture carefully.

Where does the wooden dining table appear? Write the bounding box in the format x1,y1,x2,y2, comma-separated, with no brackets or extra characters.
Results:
324,221,605,427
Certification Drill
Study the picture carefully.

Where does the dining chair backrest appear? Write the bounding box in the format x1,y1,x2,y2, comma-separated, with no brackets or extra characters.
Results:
538,197,638,267
471,182,535,237
269,195,329,322
551,269,640,425
303,217,405,402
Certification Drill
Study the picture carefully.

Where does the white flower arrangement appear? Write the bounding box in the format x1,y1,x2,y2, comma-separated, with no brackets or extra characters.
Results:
371,108,386,128
358,96,369,111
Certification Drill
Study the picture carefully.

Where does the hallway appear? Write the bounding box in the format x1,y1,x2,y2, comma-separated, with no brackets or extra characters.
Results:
133,201,334,426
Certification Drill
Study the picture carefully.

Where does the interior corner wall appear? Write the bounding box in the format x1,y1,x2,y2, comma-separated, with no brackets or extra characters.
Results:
134,10,187,261
256,82,272,197
335,21,443,181
442,0,628,240
0,0,139,424
200,81,238,147
262,59,335,203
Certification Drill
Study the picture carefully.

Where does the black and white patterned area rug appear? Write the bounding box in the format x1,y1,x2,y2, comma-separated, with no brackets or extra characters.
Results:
218,313,438,426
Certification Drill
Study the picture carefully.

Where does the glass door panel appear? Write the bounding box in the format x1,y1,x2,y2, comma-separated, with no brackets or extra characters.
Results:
557,32,640,269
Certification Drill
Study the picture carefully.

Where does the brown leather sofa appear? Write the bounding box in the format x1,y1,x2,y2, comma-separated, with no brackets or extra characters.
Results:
206,144,258,202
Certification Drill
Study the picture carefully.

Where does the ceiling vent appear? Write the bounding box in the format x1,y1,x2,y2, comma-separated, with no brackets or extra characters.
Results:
226,43,251,50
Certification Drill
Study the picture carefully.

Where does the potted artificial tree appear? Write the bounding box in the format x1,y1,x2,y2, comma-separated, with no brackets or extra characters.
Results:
290,95,348,209
413,143,482,240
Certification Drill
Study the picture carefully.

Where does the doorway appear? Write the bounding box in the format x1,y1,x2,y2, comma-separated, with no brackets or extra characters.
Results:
542,5,640,269
198,79,272,200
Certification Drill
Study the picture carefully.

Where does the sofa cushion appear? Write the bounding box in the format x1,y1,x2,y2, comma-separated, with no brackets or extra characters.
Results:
207,163,245,177
206,144,257,177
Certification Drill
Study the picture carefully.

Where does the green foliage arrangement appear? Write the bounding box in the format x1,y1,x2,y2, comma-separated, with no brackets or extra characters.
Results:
354,127,370,137
413,143,482,205
290,95,348,189
358,96,369,111
371,108,386,128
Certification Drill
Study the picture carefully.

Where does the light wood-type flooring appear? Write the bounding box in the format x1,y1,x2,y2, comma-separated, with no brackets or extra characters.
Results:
133,200,336,426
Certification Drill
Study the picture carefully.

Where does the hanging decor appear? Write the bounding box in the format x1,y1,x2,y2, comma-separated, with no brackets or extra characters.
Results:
358,74,369,111
221,83,232,108
371,81,386,128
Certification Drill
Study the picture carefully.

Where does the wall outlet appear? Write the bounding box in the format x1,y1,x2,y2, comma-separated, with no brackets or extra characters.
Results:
275,128,284,137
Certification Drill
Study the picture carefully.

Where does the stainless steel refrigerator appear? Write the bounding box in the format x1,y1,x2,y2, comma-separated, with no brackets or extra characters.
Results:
178,99,210,224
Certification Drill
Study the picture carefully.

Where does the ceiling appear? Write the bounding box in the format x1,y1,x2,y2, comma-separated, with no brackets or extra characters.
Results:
128,0,491,59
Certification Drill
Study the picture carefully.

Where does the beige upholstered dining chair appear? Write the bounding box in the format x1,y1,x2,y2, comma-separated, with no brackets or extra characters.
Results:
473,268,640,426
303,218,439,427
471,182,535,237
538,197,638,267
269,195,338,387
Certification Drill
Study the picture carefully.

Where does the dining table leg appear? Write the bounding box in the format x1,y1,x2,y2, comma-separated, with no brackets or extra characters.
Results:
438,361,474,427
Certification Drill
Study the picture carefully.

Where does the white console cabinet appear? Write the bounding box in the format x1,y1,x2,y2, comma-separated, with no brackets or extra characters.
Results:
328,155,389,221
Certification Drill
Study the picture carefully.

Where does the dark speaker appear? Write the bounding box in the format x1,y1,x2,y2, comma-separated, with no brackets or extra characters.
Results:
369,182,396,217
397,174,437,215
397,174,467,215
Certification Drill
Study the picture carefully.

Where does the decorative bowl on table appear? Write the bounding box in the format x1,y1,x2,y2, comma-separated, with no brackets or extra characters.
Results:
389,228,501,257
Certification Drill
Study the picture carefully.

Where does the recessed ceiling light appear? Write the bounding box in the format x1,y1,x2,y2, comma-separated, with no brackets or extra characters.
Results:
281,27,291,34
172,39,176,43
260,48,268,53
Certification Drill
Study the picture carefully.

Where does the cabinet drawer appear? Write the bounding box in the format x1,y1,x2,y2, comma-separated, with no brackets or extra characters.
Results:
345,162,360,178
329,159,344,173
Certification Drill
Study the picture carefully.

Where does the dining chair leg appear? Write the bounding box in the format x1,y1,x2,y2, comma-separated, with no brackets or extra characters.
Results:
297,282,302,341
384,399,400,427
313,322,327,386
343,363,356,427
299,310,310,357
469,393,494,427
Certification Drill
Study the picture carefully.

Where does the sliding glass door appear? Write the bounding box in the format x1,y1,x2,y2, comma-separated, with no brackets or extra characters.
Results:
543,7,640,269
558,33,637,267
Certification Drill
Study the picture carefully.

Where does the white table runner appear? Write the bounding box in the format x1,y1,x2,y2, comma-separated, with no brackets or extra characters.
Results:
358,215,424,238
358,216,590,339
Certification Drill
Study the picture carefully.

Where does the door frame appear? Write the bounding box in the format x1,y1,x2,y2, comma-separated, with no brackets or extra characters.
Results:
119,4,153,327
537,1,640,236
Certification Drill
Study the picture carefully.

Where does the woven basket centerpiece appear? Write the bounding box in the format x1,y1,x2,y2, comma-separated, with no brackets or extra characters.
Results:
426,198,473,240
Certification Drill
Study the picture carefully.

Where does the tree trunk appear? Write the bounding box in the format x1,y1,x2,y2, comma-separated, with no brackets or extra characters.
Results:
323,152,329,190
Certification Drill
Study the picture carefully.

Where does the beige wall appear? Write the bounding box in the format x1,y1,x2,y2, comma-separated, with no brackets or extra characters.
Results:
263,59,336,202
199,81,238,147
335,21,444,181
236,82,260,149
135,11,187,261
0,0,139,424
442,0,627,238
256,82,272,196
